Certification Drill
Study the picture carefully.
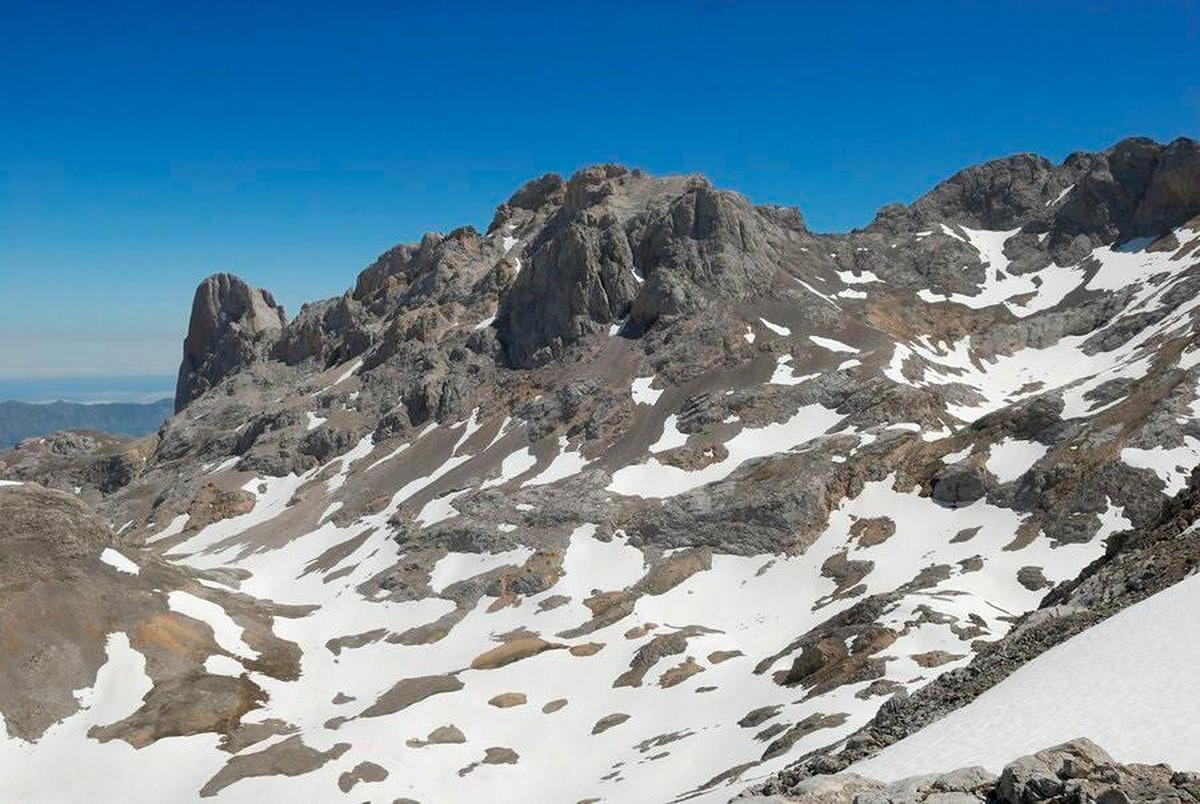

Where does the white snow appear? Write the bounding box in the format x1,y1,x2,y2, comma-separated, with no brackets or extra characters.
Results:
324,433,377,493
473,314,496,331
809,335,859,354
305,411,326,431
986,438,1049,483
521,437,590,487
145,513,189,545
482,447,537,488
916,226,1084,318
883,231,1200,425
649,415,688,453
743,326,756,344
0,633,230,802
99,548,139,575
0,480,22,487
608,403,843,498
1121,436,1200,496
1047,183,1075,206
759,317,791,336
427,548,536,594
332,358,364,386
855,570,1200,780
205,456,239,475
415,489,471,527
203,654,245,677
769,355,818,386
836,269,882,284
631,376,663,406
942,444,974,464
167,591,258,659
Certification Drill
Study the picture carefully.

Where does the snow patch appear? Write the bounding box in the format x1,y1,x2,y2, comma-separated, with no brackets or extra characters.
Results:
759,318,791,336
99,548,139,575
986,438,1049,483
631,376,663,406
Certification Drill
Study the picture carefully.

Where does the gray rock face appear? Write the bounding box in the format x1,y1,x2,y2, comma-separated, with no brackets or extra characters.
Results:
175,273,287,412
747,738,1200,803
908,152,1062,231
872,137,1200,259
496,165,804,367
931,465,988,507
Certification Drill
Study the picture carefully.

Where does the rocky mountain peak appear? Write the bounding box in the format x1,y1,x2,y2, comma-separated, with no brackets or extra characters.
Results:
174,272,286,412
29,136,1194,800
495,164,805,367
869,136,1200,252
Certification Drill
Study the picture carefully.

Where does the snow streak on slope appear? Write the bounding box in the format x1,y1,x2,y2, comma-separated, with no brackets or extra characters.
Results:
608,404,844,498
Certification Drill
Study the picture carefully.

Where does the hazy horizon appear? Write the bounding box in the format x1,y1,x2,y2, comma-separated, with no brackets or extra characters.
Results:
0,374,175,404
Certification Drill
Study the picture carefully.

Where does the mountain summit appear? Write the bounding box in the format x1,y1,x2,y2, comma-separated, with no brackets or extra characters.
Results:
3,136,1200,802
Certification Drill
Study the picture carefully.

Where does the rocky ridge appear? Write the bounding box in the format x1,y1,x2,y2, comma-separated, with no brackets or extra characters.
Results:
2,136,1200,802
751,738,1200,804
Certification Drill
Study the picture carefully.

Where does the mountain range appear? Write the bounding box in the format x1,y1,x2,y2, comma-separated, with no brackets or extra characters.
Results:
2,135,1200,803
0,398,172,449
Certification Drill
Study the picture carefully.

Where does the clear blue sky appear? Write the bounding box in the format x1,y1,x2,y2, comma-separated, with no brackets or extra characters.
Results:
2,0,1197,382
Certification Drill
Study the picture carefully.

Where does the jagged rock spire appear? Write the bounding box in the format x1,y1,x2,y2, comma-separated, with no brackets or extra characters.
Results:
174,272,286,412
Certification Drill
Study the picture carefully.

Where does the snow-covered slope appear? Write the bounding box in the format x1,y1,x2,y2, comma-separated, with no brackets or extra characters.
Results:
853,568,1200,779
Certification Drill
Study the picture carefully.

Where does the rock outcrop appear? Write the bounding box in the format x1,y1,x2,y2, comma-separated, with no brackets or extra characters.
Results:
748,738,1200,803
175,272,287,412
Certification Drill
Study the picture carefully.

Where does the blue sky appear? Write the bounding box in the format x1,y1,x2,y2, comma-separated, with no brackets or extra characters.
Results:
1,1,1197,383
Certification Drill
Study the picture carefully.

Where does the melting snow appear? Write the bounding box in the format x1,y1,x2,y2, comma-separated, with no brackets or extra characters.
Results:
1121,436,1200,496
649,415,688,453
608,403,843,498
167,591,258,659
428,548,536,594
986,438,1049,483
759,318,791,336
631,376,663,406
855,570,1200,780
809,335,859,353
99,548,139,575
769,355,818,386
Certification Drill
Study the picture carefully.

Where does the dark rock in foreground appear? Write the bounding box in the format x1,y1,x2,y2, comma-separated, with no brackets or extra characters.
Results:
748,738,1200,803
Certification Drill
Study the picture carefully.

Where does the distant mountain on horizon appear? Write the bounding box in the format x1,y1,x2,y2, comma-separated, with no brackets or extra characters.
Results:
0,374,175,404
0,398,172,448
